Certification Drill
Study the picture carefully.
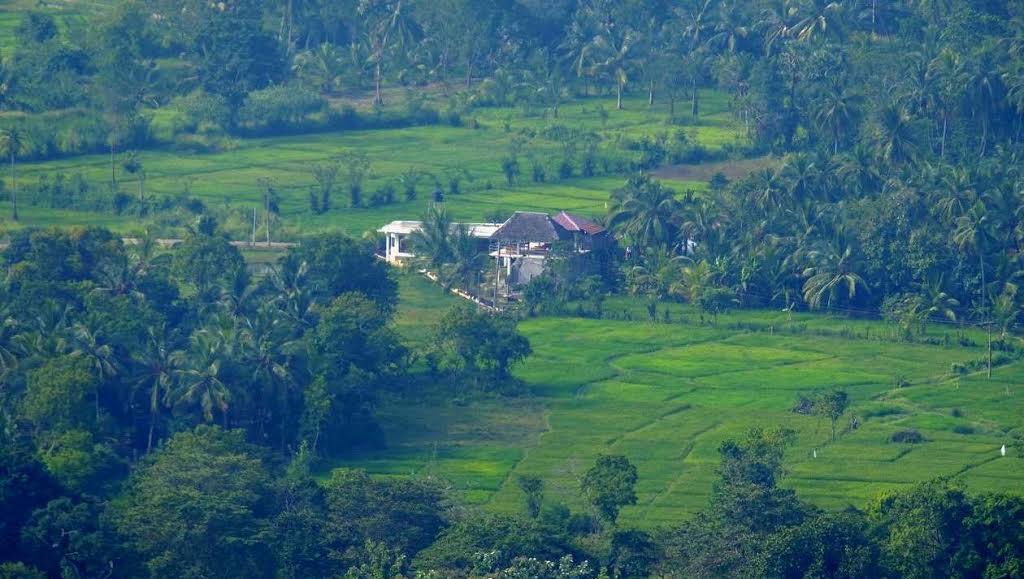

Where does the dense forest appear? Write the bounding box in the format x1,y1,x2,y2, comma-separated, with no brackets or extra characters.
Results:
3,0,1024,577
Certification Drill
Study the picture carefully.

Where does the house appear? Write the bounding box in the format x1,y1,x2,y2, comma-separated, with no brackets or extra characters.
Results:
380,209,608,290
377,220,502,264
488,211,608,286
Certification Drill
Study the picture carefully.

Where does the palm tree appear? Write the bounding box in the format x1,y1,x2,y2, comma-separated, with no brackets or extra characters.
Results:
360,0,420,106
240,306,297,444
0,125,26,220
409,203,454,272
926,48,965,159
801,237,868,311
787,0,846,43
780,153,821,206
953,201,995,373
578,19,637,110
626,247,684,301
676,0,716,117
134,325,181,452
173,331,231,425
837,143,882,197
669,259,715,304
872,103,921,168
963,42,1006,158
608,176,682,250
292,43,346,94
813,82,863,154
442,224,485,292
918,277,959,325
71,322,121,422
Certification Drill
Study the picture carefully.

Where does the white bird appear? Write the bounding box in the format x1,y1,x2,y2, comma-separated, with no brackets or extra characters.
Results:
1001,445,1007,457
813,449,817,459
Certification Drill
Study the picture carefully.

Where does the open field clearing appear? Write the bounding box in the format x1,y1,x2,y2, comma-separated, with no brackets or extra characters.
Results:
342,281,1024,528
0,93,737,236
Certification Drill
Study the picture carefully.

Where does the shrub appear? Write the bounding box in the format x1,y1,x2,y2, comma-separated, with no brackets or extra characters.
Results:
239,84,326,129
863,406,905,419
557,159,574,179
176,92,230,133
501,157,520,185
368,185,396,207
952,425,974,435
890,429,924,444
531,159,546,183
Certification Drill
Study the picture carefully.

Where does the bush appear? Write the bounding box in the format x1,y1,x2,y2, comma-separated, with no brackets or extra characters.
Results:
239,84,326,129
890,429,925,444
176,92,230,134
863,406,905,418
952,425,975,435
368,185,396,207
557,159,574,179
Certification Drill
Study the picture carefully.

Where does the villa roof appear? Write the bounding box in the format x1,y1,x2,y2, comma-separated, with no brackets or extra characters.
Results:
552,211,606,235
377,220,501,239
490,211,571,243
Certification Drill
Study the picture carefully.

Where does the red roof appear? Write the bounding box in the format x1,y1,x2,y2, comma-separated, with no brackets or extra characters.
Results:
552,211,606,235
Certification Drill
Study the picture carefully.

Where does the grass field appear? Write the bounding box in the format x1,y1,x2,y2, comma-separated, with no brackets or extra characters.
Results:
0,0,103,52
0,92,735,237
341,279,1024,528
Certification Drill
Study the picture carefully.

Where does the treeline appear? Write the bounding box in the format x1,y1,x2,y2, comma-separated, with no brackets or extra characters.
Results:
4,417,1023,577
595,0,1024,332
0,223,535,575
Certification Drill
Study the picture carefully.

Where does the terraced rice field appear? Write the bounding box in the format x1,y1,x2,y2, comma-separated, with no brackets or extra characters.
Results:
345,282,1024,528
1,92,735,236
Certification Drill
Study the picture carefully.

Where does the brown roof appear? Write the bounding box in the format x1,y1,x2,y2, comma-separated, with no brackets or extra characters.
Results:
553,211,606,235
490,211,571,243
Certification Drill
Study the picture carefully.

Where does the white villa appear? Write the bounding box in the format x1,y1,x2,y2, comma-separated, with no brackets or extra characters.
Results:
377,220,502,264
378,211,610,296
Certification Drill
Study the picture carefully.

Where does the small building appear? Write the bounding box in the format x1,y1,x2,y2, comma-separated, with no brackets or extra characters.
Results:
489,211,608,287
379,210,608,297
377,220,501,264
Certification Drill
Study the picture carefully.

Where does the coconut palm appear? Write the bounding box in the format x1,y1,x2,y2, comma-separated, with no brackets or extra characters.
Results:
442,224,485,292
292,43,346,94
172,331,231,425
813,82,863,154
578,20,637,110
801,237,868,311
409,203,454,271
962,42,1006,158
953,201,995,323
240,305,298,444
609,176,682,250
626,247,685,301
787,0,846,43
133,325,181,452
0,125,26,220
71,322,121,422
872,103,921,168
360,0,421,106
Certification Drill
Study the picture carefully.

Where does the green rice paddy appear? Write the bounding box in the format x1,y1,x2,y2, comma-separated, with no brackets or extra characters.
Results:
345,278,1024,529
0,92,732,237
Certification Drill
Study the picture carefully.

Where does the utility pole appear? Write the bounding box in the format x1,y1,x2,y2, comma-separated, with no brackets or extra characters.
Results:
251,207,257,246
494,241,500,309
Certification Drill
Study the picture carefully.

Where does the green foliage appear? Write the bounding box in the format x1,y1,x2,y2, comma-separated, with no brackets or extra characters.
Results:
580,455,638,525
324,468,447,565
171,231,246,298
113,426,274,578
283,234,398,314
434,306,532,380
